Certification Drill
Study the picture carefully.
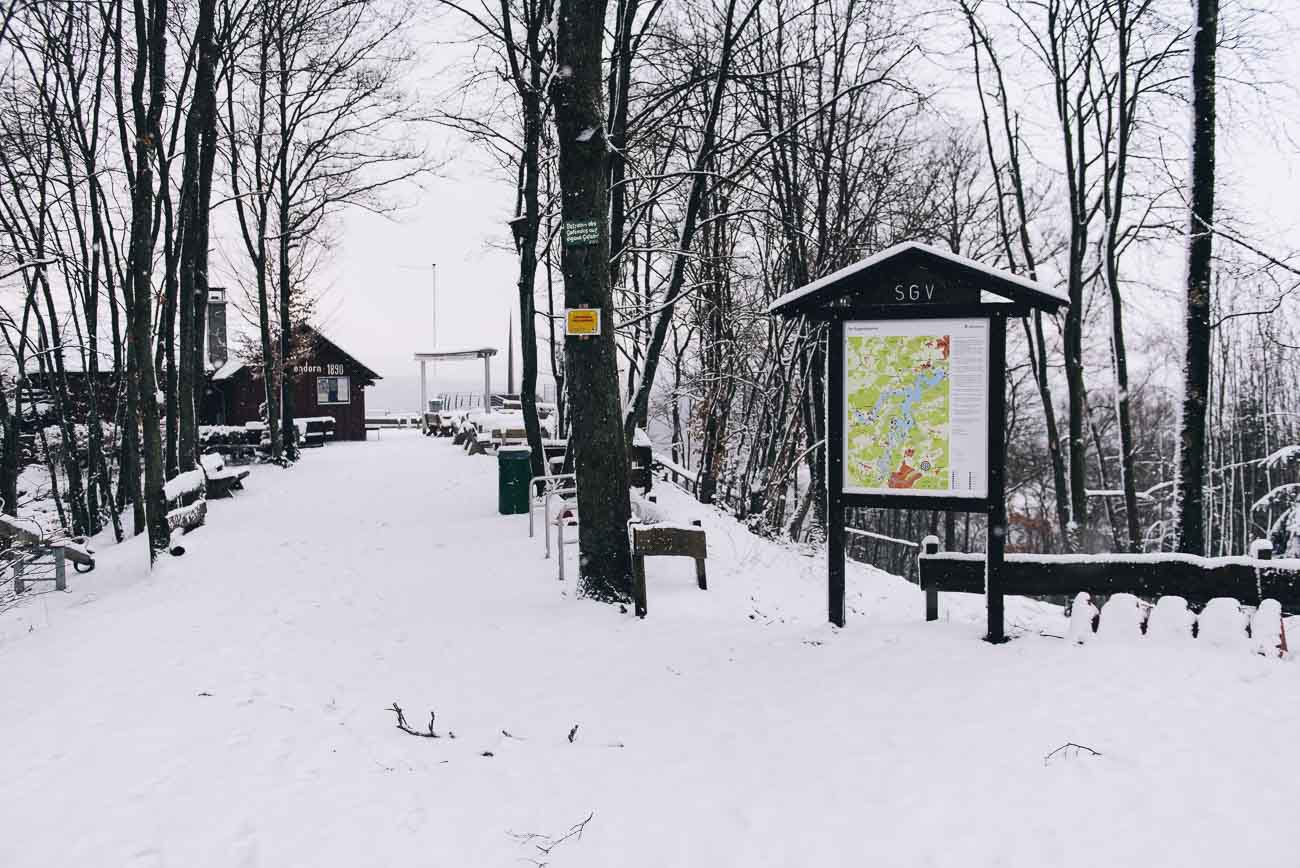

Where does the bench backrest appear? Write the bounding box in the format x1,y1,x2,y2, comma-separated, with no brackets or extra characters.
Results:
631,524,707,560
200,453,226,474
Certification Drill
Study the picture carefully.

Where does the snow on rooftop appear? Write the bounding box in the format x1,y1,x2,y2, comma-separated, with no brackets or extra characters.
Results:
211,360,246,381
413,347,498,360
766,240,1068,314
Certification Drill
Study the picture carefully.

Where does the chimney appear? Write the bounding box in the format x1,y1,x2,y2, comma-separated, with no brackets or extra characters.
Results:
207,287,228,368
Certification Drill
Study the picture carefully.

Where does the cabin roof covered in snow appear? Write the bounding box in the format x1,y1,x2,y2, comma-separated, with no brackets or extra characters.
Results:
766,241,1069,317
211,360,246,381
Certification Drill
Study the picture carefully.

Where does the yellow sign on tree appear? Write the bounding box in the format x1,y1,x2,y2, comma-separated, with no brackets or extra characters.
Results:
566,308,601,336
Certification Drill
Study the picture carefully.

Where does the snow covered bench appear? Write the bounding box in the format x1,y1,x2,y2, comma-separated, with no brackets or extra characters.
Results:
1,514,95,593
201,453,250,498
296,416,335,448
165,468,208,536
629,521,707,619
467,432,495,455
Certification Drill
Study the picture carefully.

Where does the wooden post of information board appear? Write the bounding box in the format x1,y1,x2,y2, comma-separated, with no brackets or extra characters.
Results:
828,319,846,627
985,314,1008,643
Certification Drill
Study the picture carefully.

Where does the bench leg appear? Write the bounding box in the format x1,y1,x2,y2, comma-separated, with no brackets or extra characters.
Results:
55,548,66,591
694,557,707,591
633,555,647,618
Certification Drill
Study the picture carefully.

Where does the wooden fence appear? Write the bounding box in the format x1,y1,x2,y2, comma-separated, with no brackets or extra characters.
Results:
919,538,1300,621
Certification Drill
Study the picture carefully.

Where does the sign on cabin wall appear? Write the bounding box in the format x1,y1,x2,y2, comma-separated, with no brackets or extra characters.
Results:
292,363,346,376
843,318,990,499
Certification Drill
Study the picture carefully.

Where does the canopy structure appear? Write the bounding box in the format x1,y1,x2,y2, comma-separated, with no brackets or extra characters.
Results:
414,348,498,419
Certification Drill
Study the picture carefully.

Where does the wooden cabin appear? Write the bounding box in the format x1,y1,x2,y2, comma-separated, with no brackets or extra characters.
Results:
202,323,381,441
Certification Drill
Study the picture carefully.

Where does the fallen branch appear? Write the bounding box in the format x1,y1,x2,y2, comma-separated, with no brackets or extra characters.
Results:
1043,742,1102,766
508,811,596,864
390,702,439,738
538,812,593,855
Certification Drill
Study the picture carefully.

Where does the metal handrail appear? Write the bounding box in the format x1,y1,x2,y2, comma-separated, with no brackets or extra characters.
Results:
544,487,577,559
529,473,576,540
556,513,580,581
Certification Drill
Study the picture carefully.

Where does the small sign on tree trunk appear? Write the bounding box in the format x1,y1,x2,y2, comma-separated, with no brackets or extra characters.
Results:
562,220,601,247
566,308,601,336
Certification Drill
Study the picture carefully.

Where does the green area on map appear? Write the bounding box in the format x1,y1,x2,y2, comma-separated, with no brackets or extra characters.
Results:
845,334,951,491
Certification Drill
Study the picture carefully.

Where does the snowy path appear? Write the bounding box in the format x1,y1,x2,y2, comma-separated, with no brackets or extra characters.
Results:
1,431,1298,867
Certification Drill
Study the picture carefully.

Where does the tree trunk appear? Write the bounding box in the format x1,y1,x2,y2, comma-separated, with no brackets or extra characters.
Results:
0,386,17,515
128,0,172,559
515,78,546,482
276,18,297,461
177,0,218,474
551,0,634,603
1176,0,1219,554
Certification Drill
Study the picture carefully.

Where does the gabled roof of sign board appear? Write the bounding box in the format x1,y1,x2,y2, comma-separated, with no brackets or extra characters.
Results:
766,241,1069,316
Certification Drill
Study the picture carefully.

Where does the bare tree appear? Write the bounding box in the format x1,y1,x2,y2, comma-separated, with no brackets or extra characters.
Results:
551,0,634,601
1175,0,1219,554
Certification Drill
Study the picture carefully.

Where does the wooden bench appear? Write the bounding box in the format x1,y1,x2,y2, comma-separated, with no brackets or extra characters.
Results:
495,427,528,446
3,514,95,594
206,443,260,465
201,453,250,498
630,520,707,618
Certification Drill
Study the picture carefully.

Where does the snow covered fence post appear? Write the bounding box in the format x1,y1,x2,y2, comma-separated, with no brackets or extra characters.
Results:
921,535,941,621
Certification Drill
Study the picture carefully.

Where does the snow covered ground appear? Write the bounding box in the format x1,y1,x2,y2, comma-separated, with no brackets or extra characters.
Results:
1,431,1297,867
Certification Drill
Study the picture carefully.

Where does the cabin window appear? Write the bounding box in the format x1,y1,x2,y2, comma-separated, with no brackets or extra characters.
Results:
317,376,350,405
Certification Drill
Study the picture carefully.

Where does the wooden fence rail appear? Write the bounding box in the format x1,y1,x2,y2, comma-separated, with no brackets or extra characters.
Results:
651,453,698,497
919,537,1300,621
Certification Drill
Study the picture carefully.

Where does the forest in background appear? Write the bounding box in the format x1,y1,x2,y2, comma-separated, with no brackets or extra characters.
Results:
434,0,1300,578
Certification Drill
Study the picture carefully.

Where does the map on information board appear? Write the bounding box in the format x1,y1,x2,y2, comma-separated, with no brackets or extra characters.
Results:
843,318,989,498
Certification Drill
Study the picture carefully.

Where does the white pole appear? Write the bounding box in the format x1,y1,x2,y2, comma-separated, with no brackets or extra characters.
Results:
430,262,438,386
419,359,427,430
483,353,491,414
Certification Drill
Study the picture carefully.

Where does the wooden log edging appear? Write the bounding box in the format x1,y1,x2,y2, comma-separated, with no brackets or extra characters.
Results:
919,538,1300,616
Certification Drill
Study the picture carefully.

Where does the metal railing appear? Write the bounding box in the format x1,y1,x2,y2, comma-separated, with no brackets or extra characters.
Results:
556,514,580,581
528,473,576,557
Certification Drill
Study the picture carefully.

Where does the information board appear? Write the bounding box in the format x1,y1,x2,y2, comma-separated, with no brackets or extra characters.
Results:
842,318,989,498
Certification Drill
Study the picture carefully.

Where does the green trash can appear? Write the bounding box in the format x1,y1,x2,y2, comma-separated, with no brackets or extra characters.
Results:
498,445,532,515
